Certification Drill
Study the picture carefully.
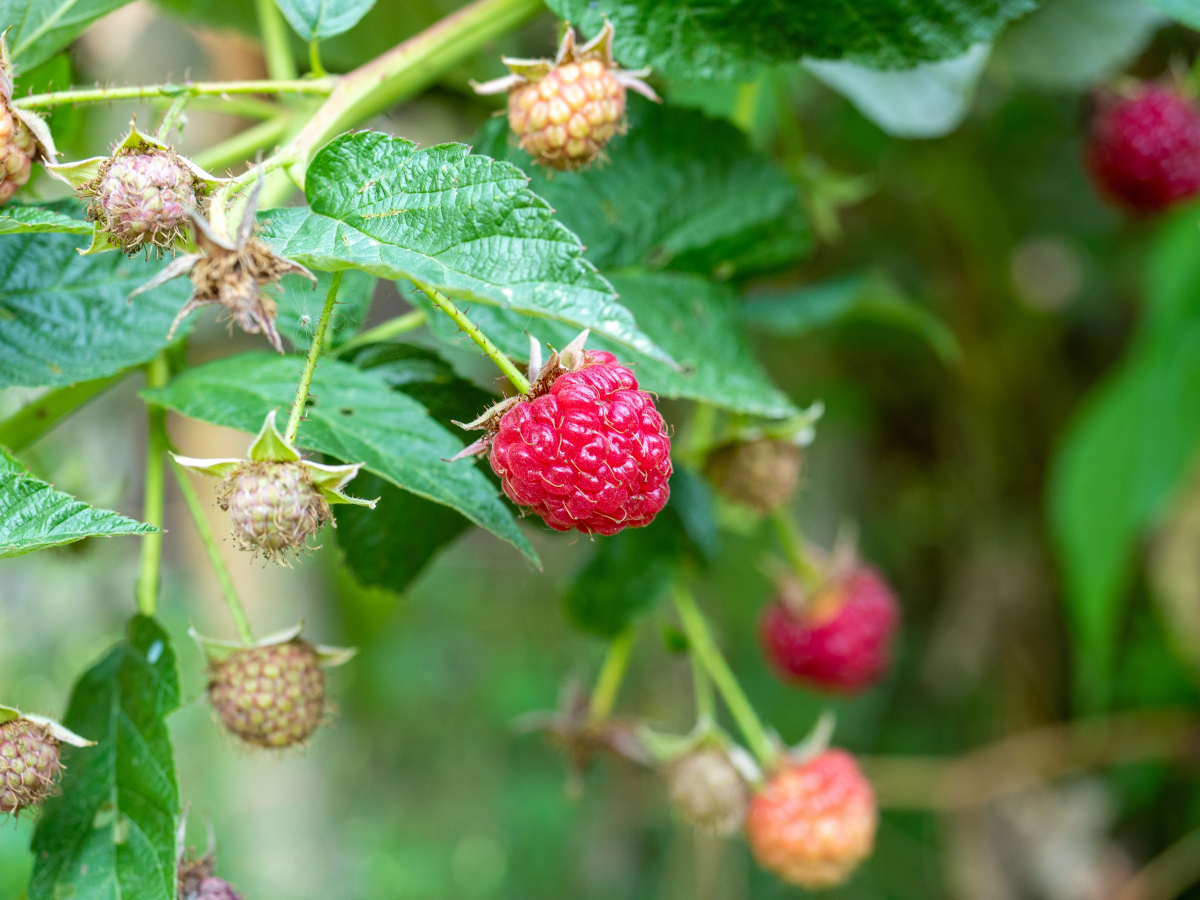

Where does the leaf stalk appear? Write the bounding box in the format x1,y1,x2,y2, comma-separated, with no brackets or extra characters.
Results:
588,629,634,726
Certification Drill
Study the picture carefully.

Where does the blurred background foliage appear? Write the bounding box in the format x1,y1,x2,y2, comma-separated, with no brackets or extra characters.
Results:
4,0,1200,897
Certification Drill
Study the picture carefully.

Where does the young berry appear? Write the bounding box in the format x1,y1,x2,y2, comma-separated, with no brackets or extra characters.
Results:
473,21,659,170
178,840,243,900
86,150,197,254
705,438,802,513
0,718,61,814
746,749,877,889
207,639,326,749
666,746,749,836
218,462,329,563
1087,85,1200,213
487,349,672,535
0,37,55,207
760,566,899,693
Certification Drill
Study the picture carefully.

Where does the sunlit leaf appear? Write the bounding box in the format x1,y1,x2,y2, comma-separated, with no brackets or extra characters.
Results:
275,0,376,40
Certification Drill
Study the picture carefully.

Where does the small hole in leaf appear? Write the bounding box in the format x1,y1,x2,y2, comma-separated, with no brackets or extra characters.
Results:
339,407,355,416
305,398,316,408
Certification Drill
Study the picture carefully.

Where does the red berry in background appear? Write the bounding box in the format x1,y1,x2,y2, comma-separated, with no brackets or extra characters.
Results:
746,749,877,889
760,566,899,693
488,349,672,535
1087,84,1200,213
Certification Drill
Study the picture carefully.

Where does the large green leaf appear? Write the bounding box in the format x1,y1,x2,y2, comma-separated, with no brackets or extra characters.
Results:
477,98,811,279
276,0,375,40
30,616,181,900
0,232,193,388
416,270,798,419
0,200,91,236
1145,0,1200,29
1,0,134,69
1050,209,1200,709
0,447,157,556
142,352,538,565
545,0,1038,80
257,131,669,363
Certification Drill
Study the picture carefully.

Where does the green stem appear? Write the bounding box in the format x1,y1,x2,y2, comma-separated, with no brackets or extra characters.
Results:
256,0,299,82
281,0,542,179
309,37,327,78
14,79,333,110
691,649,716,724
136,354,170,617
588,629,634,727
193,114,292,172
286,270,343,444
333,310,427,356
671,583,773,768
157,95,281,119
770,508,823,593
169,458,255,645
155,95,189,140
0,372,127,451
418,284,529,394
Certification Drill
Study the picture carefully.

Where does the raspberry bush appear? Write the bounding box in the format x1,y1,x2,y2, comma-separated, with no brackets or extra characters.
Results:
0,1,1198,898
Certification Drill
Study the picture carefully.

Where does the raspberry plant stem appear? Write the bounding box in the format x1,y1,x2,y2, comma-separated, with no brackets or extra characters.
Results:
671,583,774,769
690,650,716,724
13,79,335,111
193,115,293,173
256,0,299,82
588,629,634,727
169,458,255,645
769,508,823,594
136,353,170,617
418,284,531,394
286,270,344,444
333,310,427,357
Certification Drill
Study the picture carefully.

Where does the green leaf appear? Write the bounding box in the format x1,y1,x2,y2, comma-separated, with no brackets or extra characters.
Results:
275,0,376,40
275,268,375,351
544,0,1038,80
0,232,193,388
742,271,961,363
142,351,538,566
479,98,811,279
1144,0,1200,30
416,270,798,419
0,447,157,556
29,616,181,900
256,131,670,363
1,0,135,69
0,199,91,236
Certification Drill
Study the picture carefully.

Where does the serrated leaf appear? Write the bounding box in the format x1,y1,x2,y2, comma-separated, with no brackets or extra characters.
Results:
545,0,1038,80
276,0,376,40
142,351,538,566
256,131,670,363
479,98,811,279
2,0,134,69
742,271,961,363
416,270,798,419
0,199,91,236
29,616,180,900
0,232,194,388
275,268,375,351
0,447,156,556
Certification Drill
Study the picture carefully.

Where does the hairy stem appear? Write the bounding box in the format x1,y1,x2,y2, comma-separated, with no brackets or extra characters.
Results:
169,458,255,645
194,114,293,172
256,0,299,82
588,629,634,727
417,284,530,394
155,95,189,140
286,271,343,444
333,310,427,356
0,372,127,451
136,354,170,617
769,508,823,593
672,583,774,768
13,79,334,110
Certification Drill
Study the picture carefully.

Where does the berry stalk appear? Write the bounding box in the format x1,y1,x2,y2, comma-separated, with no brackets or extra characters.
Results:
285,270,343,444
170,457,254,645
136,353,170,616
417,283,531,394
333,309,427,357
690,648,716,724
255,0,299,82
587,628,633,726
671,582,774,769
194,115,293,173
769,508,823,593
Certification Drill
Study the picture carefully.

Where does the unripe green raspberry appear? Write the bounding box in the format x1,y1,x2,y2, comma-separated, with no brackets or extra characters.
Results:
207,640,326,749
0,105,36,206
667,746,749,835
705,438,802,513
218,462,330,563
88,150,197,254
0,718,62,814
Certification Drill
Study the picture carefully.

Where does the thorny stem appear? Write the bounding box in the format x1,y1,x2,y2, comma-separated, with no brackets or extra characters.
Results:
671,582,774,769
588,629,634,727
170,459,255,645
770,508,823,593
418,284,531,394
13,79,334,110
136,354,170,617
256,0,299,82
333,310,427,356
286,271,343,444
155,96,189,141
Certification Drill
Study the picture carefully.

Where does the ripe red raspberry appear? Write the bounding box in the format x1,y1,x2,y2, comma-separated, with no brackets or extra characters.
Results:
746,749,877,889
760,566,899,693
207,640,325,749
487,349,671,535
1087,85,1200,213
0,718,61,814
